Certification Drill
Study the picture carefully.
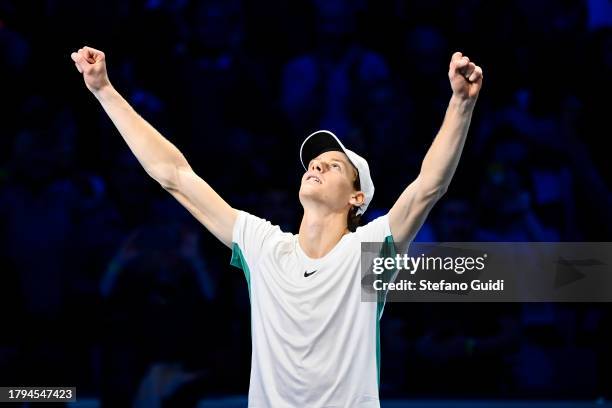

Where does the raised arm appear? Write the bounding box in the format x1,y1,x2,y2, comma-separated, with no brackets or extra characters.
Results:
70,46,237,247
389,51,483,244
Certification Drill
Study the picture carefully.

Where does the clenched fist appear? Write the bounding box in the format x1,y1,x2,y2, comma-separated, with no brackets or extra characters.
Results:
448,52,483,101
70,46,111,93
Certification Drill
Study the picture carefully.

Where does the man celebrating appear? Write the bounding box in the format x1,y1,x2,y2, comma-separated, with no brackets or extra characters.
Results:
71,46,482,407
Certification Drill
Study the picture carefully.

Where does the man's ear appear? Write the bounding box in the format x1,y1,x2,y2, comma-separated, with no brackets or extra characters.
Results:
349,191,365,207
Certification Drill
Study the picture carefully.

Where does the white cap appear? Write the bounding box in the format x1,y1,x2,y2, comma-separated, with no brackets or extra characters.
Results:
299,130,374,216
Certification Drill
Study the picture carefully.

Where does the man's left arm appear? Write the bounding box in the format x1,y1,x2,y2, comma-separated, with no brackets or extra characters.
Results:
389,51,483,244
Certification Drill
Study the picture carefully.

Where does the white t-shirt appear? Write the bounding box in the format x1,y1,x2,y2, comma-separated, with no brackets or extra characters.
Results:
230,210,397,407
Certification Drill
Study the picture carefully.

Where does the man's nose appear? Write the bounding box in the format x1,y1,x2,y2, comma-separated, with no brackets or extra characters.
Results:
310,161,323,172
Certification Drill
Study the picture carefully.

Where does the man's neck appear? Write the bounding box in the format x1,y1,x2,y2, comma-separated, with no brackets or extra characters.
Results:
298,209,349,259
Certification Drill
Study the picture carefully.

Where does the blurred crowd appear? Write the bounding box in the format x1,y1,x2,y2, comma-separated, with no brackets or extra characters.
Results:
0,0,611,405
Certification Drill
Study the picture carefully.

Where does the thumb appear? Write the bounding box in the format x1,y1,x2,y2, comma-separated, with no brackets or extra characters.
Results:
71,51,87,73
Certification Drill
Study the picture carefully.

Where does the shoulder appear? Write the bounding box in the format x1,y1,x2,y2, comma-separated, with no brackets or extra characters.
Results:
232,210,291,247
355,213,392,240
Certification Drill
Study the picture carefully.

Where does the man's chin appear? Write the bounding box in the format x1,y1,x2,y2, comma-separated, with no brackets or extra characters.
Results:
298,187,322,203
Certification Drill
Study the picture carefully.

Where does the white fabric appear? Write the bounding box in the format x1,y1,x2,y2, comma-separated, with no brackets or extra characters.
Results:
231,210,393,408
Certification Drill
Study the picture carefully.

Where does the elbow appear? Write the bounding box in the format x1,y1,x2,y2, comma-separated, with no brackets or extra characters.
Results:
146,163,184,191
417,176,449,202
436,184,449,199
147,153,192,191
428,186,447,203
144,164,169,188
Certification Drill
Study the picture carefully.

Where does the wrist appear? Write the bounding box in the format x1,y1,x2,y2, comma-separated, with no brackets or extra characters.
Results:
450,93,477,113
92,83,116,102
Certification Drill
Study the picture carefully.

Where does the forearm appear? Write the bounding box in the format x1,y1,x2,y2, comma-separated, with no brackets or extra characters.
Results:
389,53,482,243
419,94,476,196
93,85,189,188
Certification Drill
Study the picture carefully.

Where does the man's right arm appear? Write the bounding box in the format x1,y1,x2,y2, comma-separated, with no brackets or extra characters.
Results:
71,46,237,248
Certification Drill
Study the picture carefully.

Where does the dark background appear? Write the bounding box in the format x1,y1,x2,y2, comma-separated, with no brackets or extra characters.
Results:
0,0,611,406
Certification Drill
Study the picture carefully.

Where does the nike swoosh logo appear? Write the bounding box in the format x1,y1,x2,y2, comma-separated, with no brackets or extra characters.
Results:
304,270,318,277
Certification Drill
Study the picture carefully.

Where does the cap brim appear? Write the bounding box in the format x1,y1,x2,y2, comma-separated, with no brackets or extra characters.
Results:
300,130,349,170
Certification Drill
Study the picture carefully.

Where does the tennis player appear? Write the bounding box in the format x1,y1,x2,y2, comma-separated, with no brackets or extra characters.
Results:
71,46,482,407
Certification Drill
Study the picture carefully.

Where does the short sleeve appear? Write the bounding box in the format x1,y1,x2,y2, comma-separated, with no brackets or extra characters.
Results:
356,214,399,320
355,214,393,242
230,210,282,275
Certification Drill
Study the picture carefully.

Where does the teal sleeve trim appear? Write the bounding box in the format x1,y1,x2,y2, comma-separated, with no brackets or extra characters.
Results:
230,242,254,341
230,242,252,300
376,235,398,319
376,234,397,389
